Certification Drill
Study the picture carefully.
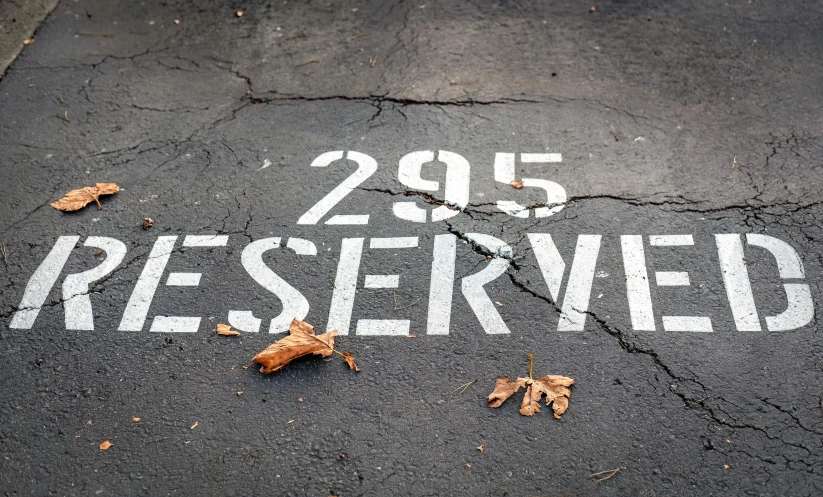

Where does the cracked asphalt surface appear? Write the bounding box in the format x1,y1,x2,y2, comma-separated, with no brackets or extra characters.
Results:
2,1,823,495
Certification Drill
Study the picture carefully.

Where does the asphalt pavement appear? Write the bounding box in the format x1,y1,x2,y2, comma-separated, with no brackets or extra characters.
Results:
1,1,823,495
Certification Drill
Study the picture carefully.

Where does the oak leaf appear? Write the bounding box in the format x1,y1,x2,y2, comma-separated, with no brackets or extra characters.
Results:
252,319,338,374
50,183,120,211
488,354,574,418
216,323,240,336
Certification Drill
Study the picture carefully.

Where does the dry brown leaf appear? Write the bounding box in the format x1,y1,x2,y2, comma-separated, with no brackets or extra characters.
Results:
476,445,484,452
216,323,240,336
132,417,141,423
50,183,120,212
142,217,153,230
252,319,337,374
237,391,243,396
510,180,524,189
487,354,574,418
342,352,361,372
99,440,112,450
23,38,34,45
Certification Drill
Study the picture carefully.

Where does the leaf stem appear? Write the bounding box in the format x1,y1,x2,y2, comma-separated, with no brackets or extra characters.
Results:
306,333,345,357
528,354,534,379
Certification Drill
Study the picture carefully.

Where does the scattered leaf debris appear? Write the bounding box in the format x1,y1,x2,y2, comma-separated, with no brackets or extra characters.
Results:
510,180,524,189
342,352,361,372
476,445,484,452
287,420,294,424
487,354,574,418
142,217,153,229
216,323,240,336
23,38,34,46
50,183,120,212
190,422,198,430
466,463,472,468
237,391,244,396
589,467,621,484
454,379,476,394
132,417,141,423
252,319,359,374
724,464,729,469
98,440,113,451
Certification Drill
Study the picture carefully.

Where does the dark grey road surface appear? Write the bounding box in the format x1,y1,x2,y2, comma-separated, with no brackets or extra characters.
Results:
2,1,823,495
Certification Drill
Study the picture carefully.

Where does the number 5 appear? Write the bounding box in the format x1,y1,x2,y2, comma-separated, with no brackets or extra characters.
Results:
494,153,566,218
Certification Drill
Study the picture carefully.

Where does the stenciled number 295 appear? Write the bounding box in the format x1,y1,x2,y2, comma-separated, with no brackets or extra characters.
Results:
296,150,567,225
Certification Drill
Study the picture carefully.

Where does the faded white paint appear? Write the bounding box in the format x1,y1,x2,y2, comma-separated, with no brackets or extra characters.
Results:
461,233,512,334
119,236,178,331
297,151,377,225
427,234,456,335
327,238,364,334
394,150,470,222
10,236,79,329
63,237,127,330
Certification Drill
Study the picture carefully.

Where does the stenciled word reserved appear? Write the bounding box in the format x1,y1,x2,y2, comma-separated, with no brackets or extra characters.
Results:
10,232,813,336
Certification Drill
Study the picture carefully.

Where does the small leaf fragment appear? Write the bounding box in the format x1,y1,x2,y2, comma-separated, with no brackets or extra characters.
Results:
237,391,243,396
216,323,240,336
252,319,337,374
487,376,527,408
510,180,524,189
342,352,361,372
190,422,198,430
50,183,120,212
476,445,484,452
99,440,112,450
132,417,141,423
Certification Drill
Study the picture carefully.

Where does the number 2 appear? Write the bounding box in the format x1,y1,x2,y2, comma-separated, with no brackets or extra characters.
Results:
297,151,378,225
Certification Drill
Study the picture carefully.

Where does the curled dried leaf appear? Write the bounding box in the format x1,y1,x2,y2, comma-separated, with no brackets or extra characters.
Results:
487,356,574,418
132,417,141,423
216,323,240,336
51,183,120,212
342,352,361,372
99,440,113,450
252,319,337,374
